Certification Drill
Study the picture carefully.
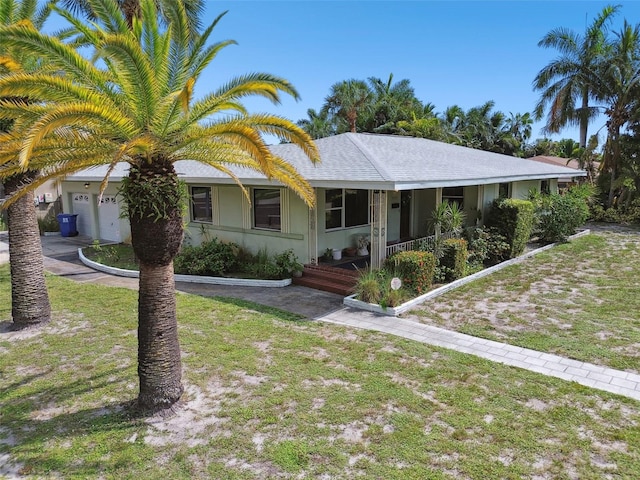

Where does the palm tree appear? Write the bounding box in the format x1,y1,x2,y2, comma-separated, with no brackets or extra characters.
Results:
533,4,620,147
365,73,421,132
323,79,372,133
61,0,204,32
0,0,56,330
586,21,640,206
0,0,318,412
297,108,335,139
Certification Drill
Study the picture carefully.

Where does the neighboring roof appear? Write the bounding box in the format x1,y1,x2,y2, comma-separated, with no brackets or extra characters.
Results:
528,155,597,182
528,155,584,170
68,133,586,190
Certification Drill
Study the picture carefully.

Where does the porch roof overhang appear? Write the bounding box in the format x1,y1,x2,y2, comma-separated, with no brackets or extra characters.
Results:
65,133,586,188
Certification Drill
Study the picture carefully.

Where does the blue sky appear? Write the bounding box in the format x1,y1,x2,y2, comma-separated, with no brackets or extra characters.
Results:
193,0,640,145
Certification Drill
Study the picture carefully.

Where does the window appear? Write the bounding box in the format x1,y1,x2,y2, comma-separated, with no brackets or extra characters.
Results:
325,188,369,230
254,188,281,231
499,182,510,199
541,180,550,194
190,186,212,222
442,187,464,208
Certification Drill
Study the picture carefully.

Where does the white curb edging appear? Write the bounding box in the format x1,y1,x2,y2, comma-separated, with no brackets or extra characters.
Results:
344,229,591,316
78,247,292,287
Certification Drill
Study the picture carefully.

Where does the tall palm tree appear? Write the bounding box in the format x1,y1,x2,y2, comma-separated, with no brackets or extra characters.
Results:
586,21,640,206
533,4,620,147
0,0,318,412
0,0,56,330
323,79,372,133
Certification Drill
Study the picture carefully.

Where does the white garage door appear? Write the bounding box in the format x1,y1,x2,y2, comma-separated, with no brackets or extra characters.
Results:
71,193,92,237
98,195,121,242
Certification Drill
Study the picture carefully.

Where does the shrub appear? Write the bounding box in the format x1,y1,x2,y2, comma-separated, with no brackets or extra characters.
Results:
174,237,238,276
529,186,590,243
37,214,60,234
537,195,589,243
466,226,510,267
273,249,303,277
486,198,534,260
440,238,468,281
385,250,436,295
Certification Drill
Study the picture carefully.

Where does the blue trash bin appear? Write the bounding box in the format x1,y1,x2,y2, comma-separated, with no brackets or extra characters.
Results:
57,214,79,237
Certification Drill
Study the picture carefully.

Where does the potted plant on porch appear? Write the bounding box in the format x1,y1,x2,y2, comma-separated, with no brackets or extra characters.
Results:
357,235,370,256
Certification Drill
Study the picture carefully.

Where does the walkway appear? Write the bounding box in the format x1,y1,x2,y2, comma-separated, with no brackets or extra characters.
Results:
319,308,640,402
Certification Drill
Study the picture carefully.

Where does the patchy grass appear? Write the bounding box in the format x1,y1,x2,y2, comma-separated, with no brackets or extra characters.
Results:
1,263,640,478
411,227,640,373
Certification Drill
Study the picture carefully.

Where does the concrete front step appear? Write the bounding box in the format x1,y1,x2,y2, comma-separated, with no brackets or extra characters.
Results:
293,264,360,296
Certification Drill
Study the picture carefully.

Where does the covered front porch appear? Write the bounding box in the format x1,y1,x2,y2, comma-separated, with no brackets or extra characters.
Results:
311,184,489,269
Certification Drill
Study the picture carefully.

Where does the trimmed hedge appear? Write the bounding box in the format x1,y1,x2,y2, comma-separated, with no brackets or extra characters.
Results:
486,198,535,260
385,250,436,295
440,238,468,281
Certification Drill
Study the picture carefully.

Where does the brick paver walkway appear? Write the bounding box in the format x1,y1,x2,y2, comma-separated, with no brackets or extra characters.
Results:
320,308,640,402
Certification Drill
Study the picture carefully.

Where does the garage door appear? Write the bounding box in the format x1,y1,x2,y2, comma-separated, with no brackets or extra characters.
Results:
71,193,92,236
98,195,121,242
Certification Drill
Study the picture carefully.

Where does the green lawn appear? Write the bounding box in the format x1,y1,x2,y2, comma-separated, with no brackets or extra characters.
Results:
411,228,640,373
1,255,640,478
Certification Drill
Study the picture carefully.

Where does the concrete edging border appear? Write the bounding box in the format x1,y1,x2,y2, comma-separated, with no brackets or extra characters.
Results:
78,247,292,288
343,229,591,316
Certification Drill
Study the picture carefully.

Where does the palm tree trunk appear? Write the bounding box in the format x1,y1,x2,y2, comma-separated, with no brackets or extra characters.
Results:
606,122,622,208
137,261,183,410
125,161,184,412
4,172,51,330
579,90,589,148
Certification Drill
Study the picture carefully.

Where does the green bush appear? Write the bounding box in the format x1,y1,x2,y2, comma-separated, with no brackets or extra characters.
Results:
440,238,468,282
174,238,239,276
537,195,589,243
465,226,510,267
486,198,534,260
590,198,640,225
385,250,436,295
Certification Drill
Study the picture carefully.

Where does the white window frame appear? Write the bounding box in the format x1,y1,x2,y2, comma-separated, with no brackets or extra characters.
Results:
253,188,282,231
324,188,370,231
190,186,213,223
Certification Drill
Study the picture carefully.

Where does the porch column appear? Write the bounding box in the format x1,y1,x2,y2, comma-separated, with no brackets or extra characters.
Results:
370,190,388,269
308,188,318,265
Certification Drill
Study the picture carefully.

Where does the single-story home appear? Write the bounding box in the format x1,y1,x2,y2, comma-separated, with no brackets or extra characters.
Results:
60,133,586,268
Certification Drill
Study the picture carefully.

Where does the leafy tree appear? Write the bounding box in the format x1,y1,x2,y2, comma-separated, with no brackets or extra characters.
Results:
0,0,56,330
533,4,620,147
0,0,318,412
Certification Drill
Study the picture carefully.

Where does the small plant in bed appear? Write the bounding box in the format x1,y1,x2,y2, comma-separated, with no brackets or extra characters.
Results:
84,241,139,270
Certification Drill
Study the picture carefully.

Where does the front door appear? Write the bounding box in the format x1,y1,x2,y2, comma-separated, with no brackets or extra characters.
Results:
400,190,411,240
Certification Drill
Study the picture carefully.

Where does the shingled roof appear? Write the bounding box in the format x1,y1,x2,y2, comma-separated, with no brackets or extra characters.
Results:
69,133,586,190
